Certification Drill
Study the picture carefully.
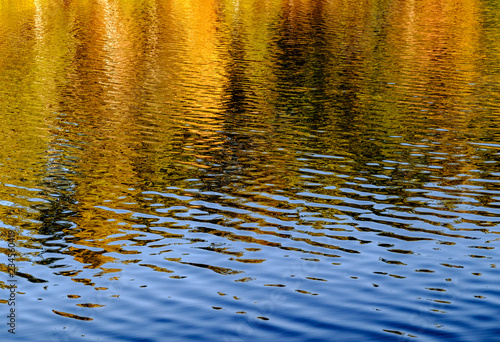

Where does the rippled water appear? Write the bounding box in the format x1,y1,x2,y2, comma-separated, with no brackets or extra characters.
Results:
1,0,500,341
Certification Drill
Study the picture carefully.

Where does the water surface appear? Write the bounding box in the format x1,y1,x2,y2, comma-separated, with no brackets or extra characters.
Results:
1,0,500,341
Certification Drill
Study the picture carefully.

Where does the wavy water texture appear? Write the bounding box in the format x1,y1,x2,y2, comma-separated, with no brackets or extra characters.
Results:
1,0,500,341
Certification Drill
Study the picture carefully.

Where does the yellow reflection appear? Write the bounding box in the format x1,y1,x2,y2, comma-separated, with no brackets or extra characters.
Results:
0,0,497,275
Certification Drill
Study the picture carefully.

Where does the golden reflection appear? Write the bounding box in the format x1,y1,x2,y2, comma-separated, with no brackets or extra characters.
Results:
52,309,93,321
0,0,498,282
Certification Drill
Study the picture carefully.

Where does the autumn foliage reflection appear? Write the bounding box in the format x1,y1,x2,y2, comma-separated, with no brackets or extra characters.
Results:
0,0,498,280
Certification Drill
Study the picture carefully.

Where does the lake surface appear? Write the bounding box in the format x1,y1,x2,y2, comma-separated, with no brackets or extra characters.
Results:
1,0,500,341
